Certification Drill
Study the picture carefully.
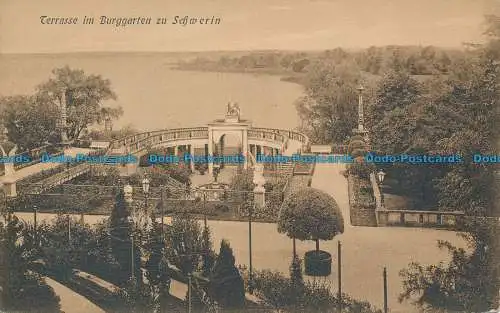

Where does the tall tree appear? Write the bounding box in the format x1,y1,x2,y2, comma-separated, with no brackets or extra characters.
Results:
110,189,141,285
208,239,245,309
399,15,500,311
295,62,360,144
0,94,59,151
164,213,205,276
400,218,499,312
368,70,445,208
145,222,171,311
36,66,122,141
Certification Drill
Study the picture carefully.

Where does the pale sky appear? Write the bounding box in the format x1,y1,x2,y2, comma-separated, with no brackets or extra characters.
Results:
0,0,497,53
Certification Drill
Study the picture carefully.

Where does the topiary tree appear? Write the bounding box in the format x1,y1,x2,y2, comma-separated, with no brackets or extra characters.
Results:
278,187,344,275
208,239,245,309
279,187,344,252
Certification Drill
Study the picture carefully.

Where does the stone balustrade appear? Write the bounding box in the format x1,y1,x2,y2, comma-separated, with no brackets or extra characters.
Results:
108,126,308,155
376,209,465,229
370,172,465,229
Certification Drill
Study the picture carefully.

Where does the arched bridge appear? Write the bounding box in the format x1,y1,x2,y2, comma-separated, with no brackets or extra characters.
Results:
109,126,308,171
18,108,309,194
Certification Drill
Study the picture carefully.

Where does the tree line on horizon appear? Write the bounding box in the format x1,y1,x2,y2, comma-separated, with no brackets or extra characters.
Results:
177,44,463,77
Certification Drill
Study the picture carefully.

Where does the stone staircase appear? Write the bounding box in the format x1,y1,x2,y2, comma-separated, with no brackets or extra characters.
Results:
277,162,294,178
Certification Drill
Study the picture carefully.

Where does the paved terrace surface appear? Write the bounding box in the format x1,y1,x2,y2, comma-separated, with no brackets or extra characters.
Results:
0,148,92,183
13,160,465,313
44,277,105,313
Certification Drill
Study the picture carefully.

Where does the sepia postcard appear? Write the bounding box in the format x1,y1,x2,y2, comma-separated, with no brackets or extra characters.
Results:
0,1,499,312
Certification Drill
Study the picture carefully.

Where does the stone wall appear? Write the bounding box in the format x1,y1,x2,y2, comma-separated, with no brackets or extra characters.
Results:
347,174,377,226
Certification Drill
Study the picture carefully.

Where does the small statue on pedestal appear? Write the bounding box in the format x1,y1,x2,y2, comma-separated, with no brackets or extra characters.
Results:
227,102,241,117
0,144,17,177
225,102,241,123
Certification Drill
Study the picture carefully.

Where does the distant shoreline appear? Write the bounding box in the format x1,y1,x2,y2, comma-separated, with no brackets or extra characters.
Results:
170,65,306,85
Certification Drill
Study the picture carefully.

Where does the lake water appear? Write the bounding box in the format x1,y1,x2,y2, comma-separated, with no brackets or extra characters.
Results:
0,53,304,131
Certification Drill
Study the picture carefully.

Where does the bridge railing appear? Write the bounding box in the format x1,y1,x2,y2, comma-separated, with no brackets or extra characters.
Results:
17,148,108,195
108,127,209,153
253,128,308,144
248,127,308,144
0,144,64,176
108,127,308,156
23,163,92,195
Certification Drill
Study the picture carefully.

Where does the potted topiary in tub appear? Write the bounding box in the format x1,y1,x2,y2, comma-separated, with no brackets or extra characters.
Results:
278,187,344,276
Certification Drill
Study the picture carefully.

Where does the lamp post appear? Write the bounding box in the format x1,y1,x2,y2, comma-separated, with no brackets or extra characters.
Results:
248,202,254,294
142,177,150,217
338,241,342,312
67,213,71,243
188,273,192,313
377,169,386,184
377,169,386,206
383,267,388,313
33,205,38,247
203,192,208,229
160,186,165,239
130,233,135,282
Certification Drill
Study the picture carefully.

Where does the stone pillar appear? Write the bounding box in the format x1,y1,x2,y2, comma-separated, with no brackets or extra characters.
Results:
242,130,248,170
357,85,365,132
253,164,266,208
122,146,137,176
208,131,214,174
254,186,265,208
189,144,195,172
174,145,179,157
59,91,69,144
2,179,17,197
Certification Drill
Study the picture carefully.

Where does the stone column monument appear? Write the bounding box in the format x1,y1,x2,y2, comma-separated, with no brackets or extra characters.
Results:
0,144,18,197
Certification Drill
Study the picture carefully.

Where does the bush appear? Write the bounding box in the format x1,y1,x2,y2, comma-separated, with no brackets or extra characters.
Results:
214,203,230,213
348,162,375,179
238,201,279,222
250,268,383,313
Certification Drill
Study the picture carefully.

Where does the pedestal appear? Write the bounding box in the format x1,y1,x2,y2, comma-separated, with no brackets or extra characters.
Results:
304,250,332,276
253,186,265,208
118,162,138,176
189,145,195,172
3,180,17,197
